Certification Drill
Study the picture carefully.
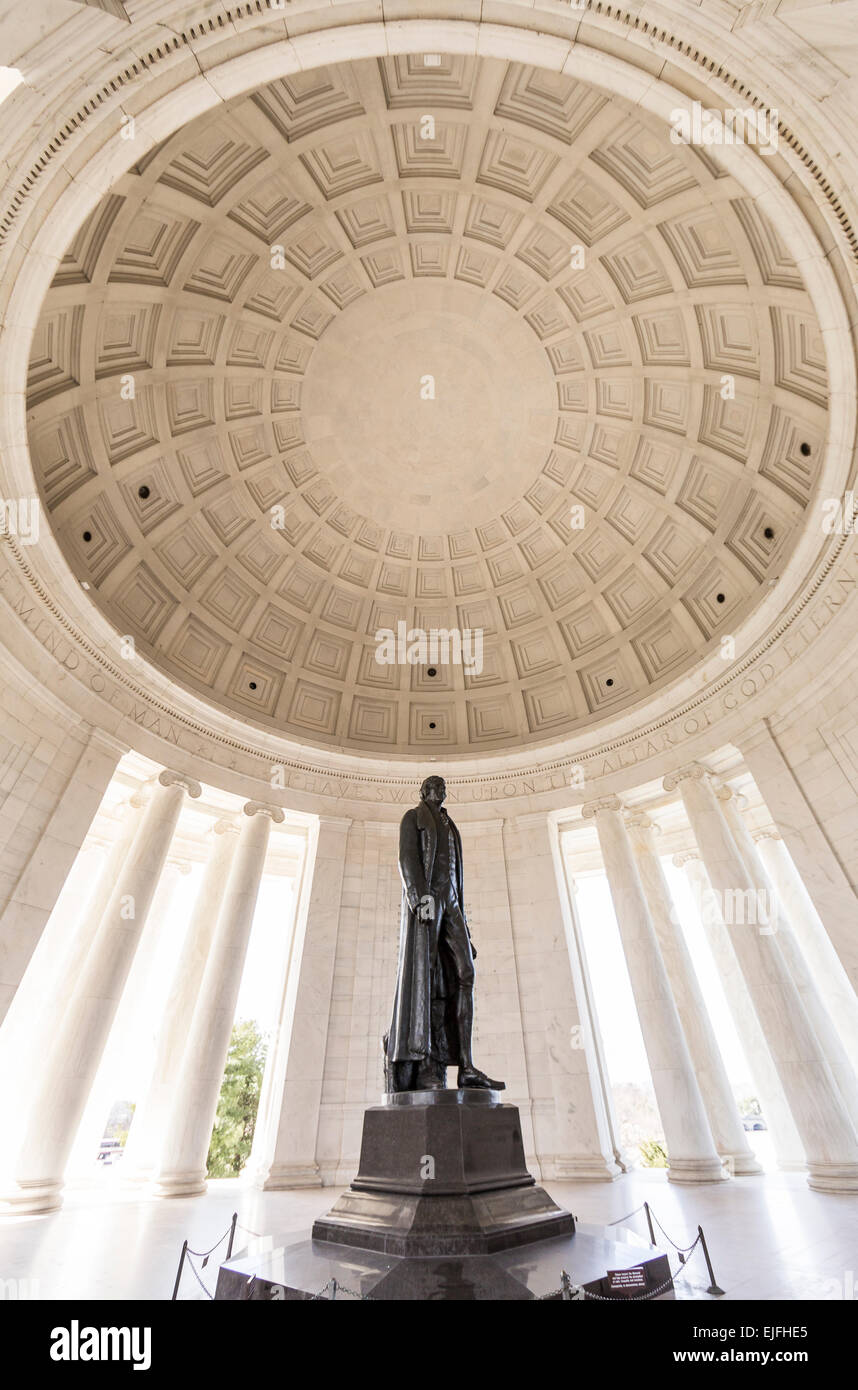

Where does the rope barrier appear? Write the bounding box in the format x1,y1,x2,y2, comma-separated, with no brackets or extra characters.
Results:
537,1231,705,1301
606,1203,646,1227
185,1224,233,1260
580,1233,704,1301
172,1212,239,1299
183,1252,216,1301
308,1278,370,1301
171,1199,722,1302
647,1208,701,1253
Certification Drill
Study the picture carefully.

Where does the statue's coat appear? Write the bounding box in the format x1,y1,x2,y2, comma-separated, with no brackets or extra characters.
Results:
388,799,465,1065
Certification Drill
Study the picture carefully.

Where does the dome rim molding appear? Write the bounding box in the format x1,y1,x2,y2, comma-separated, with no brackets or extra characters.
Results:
2,11,858,809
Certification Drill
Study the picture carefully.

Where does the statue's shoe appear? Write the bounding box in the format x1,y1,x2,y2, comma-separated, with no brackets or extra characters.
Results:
415,1065,446,1090
457,1067,506,1091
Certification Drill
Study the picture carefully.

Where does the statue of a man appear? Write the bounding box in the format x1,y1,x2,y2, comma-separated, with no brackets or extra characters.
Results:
384,775,505,1092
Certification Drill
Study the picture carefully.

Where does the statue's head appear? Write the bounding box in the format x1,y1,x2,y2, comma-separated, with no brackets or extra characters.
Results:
419,775,447,806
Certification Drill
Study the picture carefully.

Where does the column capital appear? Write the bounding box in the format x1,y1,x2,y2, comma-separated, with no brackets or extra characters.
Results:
624,810,659,834
715,785,748,811
212,819,240,837
673,850,702,868
581,794,623,820
242,801,285,824
158,769,201,799
732,719,774,756
83,727,130,762
663,763,709,794
510,810,552,831
753,828,782,844
316,815,353,832
458,818,505,835
164,857,193,877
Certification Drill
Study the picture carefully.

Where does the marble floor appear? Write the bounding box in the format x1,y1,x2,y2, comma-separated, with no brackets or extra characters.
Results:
0,1165,855,1301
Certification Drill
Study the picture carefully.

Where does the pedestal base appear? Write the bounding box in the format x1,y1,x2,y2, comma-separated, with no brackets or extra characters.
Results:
151,1171,208,1198
806,1161,858,1193
723,1151,764,1177
256,1163,322,1190
0,1180,63,1214
214,1225,677,1301
667,1155,729,1185
311,1088,575,1256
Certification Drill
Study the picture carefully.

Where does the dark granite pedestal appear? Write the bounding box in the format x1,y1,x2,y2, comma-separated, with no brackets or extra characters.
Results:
214,1225,678,1301
214,1089,685,1300
312,1088,575,1256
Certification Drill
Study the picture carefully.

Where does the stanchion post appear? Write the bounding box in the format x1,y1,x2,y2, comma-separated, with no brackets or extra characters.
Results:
698,1226,725,1296
226,1212,238,1260
560,1270,573,1300
644,1201,656,1246
331,1278,338,1301
171,1241,188,1301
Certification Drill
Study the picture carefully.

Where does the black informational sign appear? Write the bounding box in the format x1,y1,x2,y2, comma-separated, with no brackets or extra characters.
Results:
607,1266,648,1292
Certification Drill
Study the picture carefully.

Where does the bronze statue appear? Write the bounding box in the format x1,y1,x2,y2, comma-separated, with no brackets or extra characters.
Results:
384,775,505,1092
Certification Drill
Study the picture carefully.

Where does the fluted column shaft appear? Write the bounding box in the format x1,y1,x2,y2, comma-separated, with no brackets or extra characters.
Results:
65,853,194,1180
675,851,805,1169
0,791,149,1130
583,798,723,1184
0,727,127,1026
503,814,620,1181
7,770,200,1212
251,816,351,1190
68,793,151,980
755,832,858,1076
123,820,240,1182
153,801,284,1197
718,790,858,1136
626,815,761,1175
736,721,858,994
666,765,858,1192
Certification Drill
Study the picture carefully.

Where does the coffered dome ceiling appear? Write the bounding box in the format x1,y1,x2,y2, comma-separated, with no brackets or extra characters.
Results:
26,56,829,755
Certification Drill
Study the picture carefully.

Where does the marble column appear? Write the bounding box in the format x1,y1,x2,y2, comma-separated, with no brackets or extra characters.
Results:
755,830,858,1076
674,850,805,1170
717,788,858,1136
63,791,152,982
558,842,626,1173
251,816,351,1190
737,720,858,995
112,857,193,1049
66,853,194,1181
153,800,284,1198
0,790,149,1131
665,764,858,1192
503,813,621,1181
7,769,201,1212
122,821,240,1183
625,812,761,1175
0,727,127,1025
583,797,724,1184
